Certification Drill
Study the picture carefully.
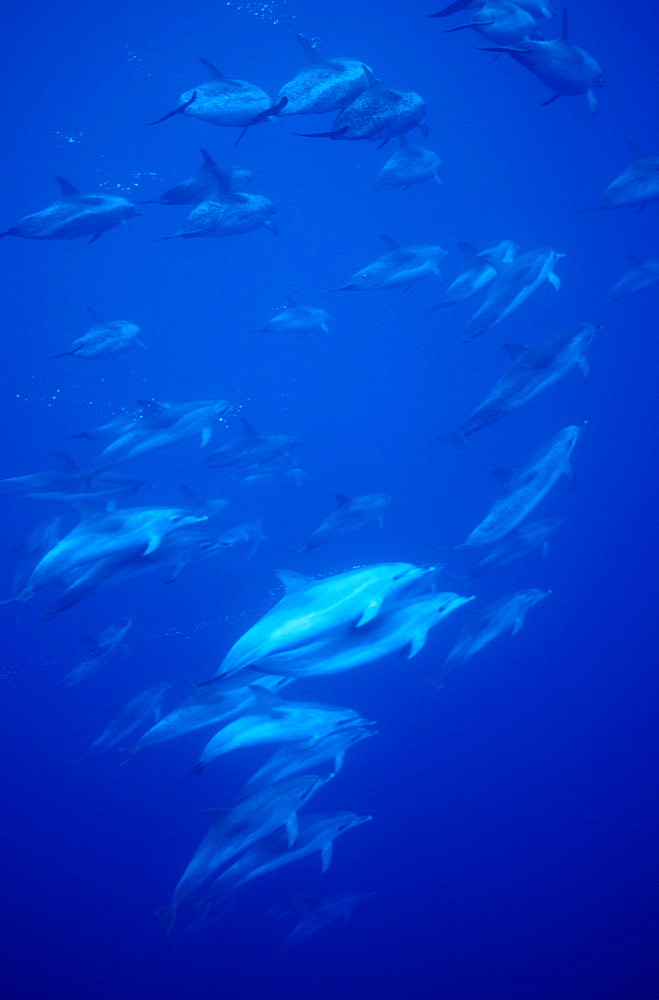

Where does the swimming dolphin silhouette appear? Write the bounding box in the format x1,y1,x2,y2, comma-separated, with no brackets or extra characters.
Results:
0,178,139,243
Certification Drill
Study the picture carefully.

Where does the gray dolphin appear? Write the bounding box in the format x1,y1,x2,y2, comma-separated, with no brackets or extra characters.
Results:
159,163,276,239
50,308,145,361
440,588,551,680
469,517,563,578
334,235,446,291
83,683,171,755
423,239,516,310
58,618,133,689
89,399,233,470
437,323,597,444
574,143,659,213
295,67,427,146
0,177,140,243
0,453,148,502
146,58,274,129
441,1,542,45
374,135,441,191
257,297,332,336
609,255,659,299
140,149,251,206
297,493,393,552
462,423,585,548
204,418,299,470
462,246,563,340
156,773,326,933
242,724,375,795
478,10,604,112
273,891,374,948
430,0,554,18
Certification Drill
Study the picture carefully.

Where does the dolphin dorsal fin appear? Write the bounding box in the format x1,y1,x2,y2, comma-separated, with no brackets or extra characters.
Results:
380,234,398,252
335,493,351,507
248,683,284,713
137,399,166,415
74,503,106,521
240,417,258,437
199,148,218,171
55,177,80,198
276,569,312,594
502,343,527,361
284,296,297,309
627,140,644,160
492,468,513,487
86,307,104,324
628,253,642,266
54,452,79,472
295,34,319,61
199,57,224,79
457,241,479,260
560,8,569,41
362,65,379,89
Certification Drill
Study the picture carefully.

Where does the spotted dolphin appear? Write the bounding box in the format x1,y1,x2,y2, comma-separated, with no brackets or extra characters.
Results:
0,177,139,243
374,135,441,191
140,150,251,206
333,235,446,291
159,163,276,239
50,309,145,361
147,58,273,130
295,67,427,146
478,10,604,112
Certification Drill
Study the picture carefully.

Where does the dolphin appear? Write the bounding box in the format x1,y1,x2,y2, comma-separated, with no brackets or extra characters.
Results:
295,67,427,145
478,10,604,112
469,517,563,578
437,323,597,444
190,688,368,772
146,57,273,129
58,618,133,689
462,247,564,341
204,418,299,470
440,589,552,680
441,1,542,45
374,135,441,191
0,177,140,243
237,35,373,141
9,517,62,600
156,774,326,933
333,235,446,291
50,309,145,361
89,399,233,470
275,891,375,948
159,162,276,239
573,143,659,213
0,454,148,502
253,592,474,678
139,149,251,205
423,240,517,311
241,724,375,795
462,423,585,548
609,255,659,299
198,812,373,906
210,562,435,679
257,298,332,336
430,0,554,18
297,494,393,552
83,683,171,755
12,505,206,601
237,465,307,489
124,673,290,759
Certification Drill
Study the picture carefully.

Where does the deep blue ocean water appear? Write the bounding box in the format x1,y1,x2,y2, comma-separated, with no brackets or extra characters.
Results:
1,2,658,997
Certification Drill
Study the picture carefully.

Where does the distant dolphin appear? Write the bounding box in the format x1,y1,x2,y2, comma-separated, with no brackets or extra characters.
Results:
430,0,554,18
140,149,252,206
50,308,145,361
571,142,659,214
374,136,441,191
0,177,139,243
257,298,331,336
147,58,274,130
423,239,516,311
333,235,446,291
608,255,659,299
478,9,604,112
440,1,542,45
294,67,427,146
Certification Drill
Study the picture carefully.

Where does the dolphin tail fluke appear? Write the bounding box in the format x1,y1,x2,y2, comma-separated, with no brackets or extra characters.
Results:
154,906,177,935
541,93,561,107
234,97,289,146
0,229,16,238
435,431,466,448
428,0,470,15
292,126,350,139
146,92,197,126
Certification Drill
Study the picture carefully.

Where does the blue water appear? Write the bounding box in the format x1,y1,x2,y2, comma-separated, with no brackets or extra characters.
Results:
1,1,658,997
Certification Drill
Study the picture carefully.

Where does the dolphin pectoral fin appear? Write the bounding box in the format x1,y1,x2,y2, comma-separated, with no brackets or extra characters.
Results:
201,426,211,448
511,616,524,637
292,126,350,139
286,814,298,848
334,750,346,772
154,905,177,935
541,93,562,107
579,358,590,379
356,597,383,627
586,91,598,114
87,232,103,245
144,535,162,555
377,137,390,149
547,272,560,291
263,221,279,236
146,92,197,126
320,842,333,873
407,630,429,659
